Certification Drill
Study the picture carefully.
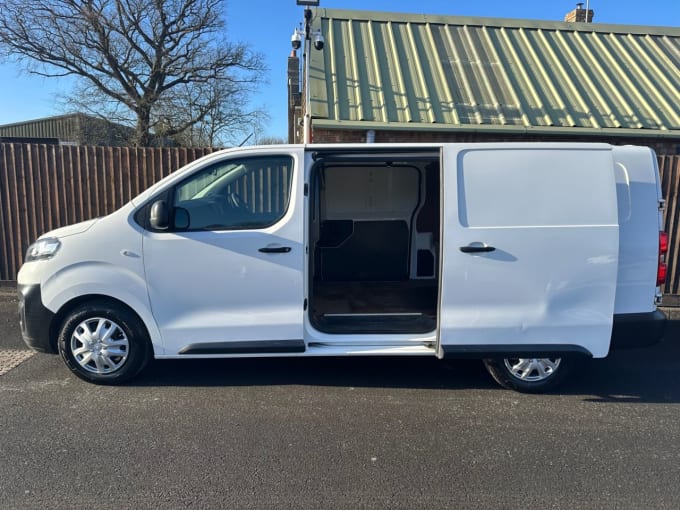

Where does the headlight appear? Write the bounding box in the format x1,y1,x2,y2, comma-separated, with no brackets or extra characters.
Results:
25,237,61,262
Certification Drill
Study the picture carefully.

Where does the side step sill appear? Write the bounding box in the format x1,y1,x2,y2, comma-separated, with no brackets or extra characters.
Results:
306,343,436,356
178,340,305,355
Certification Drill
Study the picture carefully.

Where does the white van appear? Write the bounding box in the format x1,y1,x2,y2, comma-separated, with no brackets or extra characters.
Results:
17,143,668,392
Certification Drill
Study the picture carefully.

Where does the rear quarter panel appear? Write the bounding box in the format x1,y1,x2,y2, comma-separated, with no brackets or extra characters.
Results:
612,146,661,314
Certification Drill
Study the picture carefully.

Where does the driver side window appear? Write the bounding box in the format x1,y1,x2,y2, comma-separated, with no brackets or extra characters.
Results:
173,155,294,231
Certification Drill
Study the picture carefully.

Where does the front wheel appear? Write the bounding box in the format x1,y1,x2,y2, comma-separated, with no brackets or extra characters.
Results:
483,357,573,393
58,300,152,385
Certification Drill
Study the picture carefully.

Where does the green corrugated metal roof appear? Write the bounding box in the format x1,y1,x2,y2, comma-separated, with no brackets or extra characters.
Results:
309,9,680,138
0,113,136,145
0,114,82,140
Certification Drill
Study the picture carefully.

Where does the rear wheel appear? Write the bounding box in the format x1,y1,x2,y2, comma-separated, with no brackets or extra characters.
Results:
483,357,572,393
58,300,152,384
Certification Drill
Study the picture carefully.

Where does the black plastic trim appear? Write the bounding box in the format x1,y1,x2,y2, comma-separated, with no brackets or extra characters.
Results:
178,340,306,355
311,149,440,162
610,310,667,349
17,284,57,354
441,344,592,359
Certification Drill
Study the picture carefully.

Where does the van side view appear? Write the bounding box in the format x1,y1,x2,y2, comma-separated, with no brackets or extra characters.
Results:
17,143,668,392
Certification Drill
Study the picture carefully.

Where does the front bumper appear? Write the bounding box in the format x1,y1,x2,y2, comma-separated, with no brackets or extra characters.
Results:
18,284,57,353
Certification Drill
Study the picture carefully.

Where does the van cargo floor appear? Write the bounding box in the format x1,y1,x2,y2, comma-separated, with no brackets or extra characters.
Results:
311,281,437,333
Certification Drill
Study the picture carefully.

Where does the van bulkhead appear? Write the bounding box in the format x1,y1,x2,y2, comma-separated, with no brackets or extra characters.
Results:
17,143,668,392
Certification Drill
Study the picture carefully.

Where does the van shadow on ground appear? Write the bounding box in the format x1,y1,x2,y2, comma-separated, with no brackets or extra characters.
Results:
132,321,680,404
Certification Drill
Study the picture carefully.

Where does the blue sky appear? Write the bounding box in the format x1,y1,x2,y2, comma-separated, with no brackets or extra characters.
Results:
0,0,678,141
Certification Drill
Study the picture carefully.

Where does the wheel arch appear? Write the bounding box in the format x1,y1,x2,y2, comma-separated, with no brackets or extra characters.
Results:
41,262,164,355
50,294,158,356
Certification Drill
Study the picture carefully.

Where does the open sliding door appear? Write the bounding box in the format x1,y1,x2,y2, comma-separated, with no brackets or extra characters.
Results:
438,144,619,358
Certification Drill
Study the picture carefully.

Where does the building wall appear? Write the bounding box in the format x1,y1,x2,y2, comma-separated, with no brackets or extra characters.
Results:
311,127,680,156
287,52,302,144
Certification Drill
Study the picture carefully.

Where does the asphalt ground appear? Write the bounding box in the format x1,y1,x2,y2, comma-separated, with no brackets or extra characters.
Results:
1,288,679,509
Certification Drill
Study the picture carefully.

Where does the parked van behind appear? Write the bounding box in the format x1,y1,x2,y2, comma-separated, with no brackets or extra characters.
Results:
17,143,668,392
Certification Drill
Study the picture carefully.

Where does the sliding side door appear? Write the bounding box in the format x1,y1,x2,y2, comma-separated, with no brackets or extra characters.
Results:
438,144,619,358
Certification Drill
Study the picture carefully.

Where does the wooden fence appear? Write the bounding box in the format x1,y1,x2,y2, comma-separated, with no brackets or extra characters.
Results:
0,144,216,280
660,155,680,299
1,143,679,298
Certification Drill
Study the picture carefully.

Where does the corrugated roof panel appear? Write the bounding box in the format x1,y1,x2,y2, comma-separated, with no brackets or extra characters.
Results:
435,24,474,124
362,20,388,122
376,20,408,122
395,21,431,122
551,30,607,129
485,27,537,127
310,9,680,137
409,22,440,123
481,26,530,126
619,34,680,129
458,25,518,124
579,31,643,128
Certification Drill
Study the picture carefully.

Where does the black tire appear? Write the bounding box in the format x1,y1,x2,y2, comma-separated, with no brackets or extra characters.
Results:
58,299,152,385
482,357,573,393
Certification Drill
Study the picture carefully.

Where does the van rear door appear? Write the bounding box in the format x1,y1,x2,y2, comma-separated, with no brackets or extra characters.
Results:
438,144,619,358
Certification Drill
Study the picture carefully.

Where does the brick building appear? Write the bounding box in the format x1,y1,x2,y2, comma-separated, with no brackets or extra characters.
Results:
288,6,680,155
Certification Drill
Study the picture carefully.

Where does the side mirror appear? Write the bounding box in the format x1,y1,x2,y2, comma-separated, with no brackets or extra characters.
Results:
149,200,169,230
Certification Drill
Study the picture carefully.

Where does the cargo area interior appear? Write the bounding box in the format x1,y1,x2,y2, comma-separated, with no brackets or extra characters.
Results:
308,151,441,334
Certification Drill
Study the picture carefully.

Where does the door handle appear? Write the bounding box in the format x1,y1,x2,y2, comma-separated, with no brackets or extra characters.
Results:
258,246,292,253
460,244,495,253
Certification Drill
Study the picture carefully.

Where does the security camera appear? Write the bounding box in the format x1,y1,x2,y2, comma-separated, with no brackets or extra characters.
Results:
313,31,324,50
291,29,302,50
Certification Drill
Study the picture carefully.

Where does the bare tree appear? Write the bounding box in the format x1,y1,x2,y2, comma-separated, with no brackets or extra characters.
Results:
157,79,267,147
0,0,266,146
256,135,287,145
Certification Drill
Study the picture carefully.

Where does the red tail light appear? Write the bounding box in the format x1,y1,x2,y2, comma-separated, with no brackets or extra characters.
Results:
657,231,668,287
659,231,668,254
657,264,667,287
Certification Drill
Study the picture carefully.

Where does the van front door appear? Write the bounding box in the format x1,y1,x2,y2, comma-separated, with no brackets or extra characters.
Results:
142,150,305,355
438,145,619,358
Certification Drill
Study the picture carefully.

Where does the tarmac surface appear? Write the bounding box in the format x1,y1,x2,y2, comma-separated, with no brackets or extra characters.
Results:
1,287,679,509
